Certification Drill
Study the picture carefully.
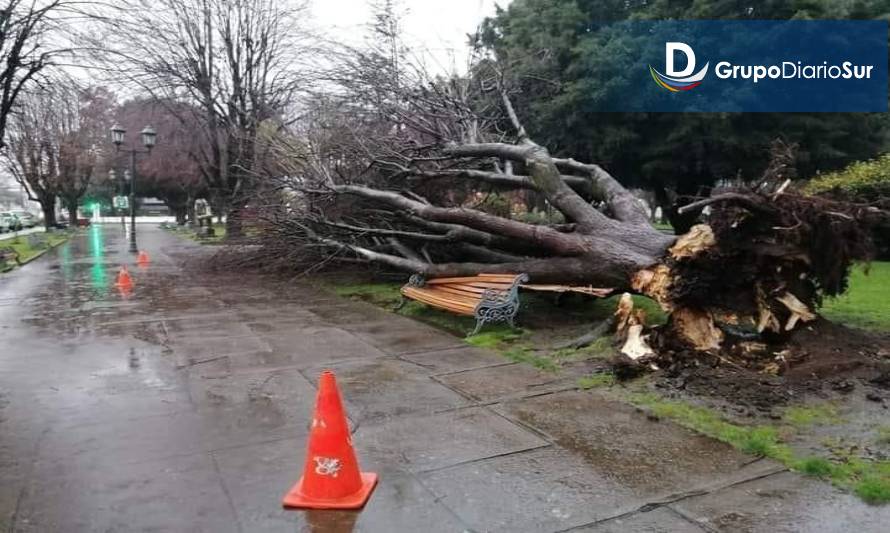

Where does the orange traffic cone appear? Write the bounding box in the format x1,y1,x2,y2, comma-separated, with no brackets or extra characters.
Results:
137,251,150,267
117,283,133,298
115,266,133,288
282,371,378,510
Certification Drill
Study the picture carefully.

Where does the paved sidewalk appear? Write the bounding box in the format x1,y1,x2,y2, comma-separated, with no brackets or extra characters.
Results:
0,226,884,532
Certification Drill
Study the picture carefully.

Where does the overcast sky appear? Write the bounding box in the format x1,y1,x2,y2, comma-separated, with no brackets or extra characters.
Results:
2,0,514,199
311,0,509,72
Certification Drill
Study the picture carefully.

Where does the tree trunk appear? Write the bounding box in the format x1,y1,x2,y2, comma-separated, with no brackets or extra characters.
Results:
39,195,57,230
186,194,196,226
225,204,243,239
65,198,79,224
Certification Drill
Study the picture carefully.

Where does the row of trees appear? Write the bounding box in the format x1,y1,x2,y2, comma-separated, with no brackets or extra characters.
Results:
86,0,313,237
1,85,205,229
0,0,303,234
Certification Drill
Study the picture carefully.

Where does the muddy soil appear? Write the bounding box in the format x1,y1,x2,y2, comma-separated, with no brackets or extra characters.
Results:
654,320,890,415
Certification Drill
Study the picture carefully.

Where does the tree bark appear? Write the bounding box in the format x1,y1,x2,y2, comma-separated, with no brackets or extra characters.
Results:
225,204,243,239
64,198,78,224
39,195,56,230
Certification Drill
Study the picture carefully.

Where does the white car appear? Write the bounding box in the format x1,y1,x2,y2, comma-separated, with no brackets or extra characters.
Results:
9,210,38,228
0,212,21,232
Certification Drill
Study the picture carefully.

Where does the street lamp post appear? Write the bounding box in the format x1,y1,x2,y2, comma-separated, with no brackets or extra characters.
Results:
110,124,157,253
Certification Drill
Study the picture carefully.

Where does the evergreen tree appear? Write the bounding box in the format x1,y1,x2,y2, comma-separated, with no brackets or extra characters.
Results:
479,0,889,228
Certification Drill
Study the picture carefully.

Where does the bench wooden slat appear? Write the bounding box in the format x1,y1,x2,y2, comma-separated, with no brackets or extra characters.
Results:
402,287,479,307
425,276,489,285
401,287,476,315
401,285,480,304
426,285,486,298
426,277,517,288
476,273,521,280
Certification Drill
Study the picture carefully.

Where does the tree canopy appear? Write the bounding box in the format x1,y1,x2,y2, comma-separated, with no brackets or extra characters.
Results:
478,0,890,219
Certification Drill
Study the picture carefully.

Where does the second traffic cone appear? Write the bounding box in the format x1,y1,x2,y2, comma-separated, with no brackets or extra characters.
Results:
282,371,377,510
115,266,133,288
137,250,150,266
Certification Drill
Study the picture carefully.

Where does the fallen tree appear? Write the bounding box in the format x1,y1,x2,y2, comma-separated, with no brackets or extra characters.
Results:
249,56,880,358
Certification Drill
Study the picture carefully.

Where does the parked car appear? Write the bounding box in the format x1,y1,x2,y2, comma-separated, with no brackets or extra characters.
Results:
10,210,37,228
0,212,22,232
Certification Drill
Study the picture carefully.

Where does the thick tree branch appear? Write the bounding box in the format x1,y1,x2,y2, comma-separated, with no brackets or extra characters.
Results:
333,184,590,255
407,168,590,194
553,158,651,226
446,142,612,231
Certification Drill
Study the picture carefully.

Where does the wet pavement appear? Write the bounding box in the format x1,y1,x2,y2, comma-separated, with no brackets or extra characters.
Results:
1,225,886,532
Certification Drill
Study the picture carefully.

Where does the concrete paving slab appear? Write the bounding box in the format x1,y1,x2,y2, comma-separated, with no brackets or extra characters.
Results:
302,357,469,423
172,334,273,368
213,438,467,532
188,366,317,444
399,345,510,374
421,446,652,532
245,315,328,334
0,415,48,531
569,508,706,532
437,363,575,402
305,301,395,324
15,452,238,533
262,326,390,367
495,391,784,498
671,471,887,532
33,410,209,470
356,406,549,473
346,319,466,355
232,306,324,324
160,315,254,336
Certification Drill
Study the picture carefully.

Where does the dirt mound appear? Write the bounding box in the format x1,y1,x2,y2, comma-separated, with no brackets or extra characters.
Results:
652,320,890,412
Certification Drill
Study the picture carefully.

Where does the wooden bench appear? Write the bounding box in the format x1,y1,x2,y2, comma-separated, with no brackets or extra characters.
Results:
398,273,529,335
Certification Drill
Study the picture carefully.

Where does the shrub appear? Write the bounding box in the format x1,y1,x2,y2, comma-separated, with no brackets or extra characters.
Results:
805,154,890,202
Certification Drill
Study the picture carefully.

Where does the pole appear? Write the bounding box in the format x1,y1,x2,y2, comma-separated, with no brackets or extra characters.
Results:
119,171,126,230
129,150,138,253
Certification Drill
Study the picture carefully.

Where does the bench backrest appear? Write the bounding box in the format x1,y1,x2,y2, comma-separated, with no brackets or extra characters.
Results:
423,273,526,301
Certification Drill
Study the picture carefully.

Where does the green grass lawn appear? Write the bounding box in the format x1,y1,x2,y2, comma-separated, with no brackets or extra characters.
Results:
165,223,227,243
1,232,69,270
821,262,890,331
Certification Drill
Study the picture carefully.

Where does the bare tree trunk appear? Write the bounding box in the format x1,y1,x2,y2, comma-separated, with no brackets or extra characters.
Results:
186,194,195,225
64,197,78,224
40,196,57,230
225,204,243,239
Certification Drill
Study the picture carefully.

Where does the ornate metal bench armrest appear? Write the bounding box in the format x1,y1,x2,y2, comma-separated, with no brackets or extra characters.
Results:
396,273,427,311
470,273,529,336
480,288,509,305
406,274,426,288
